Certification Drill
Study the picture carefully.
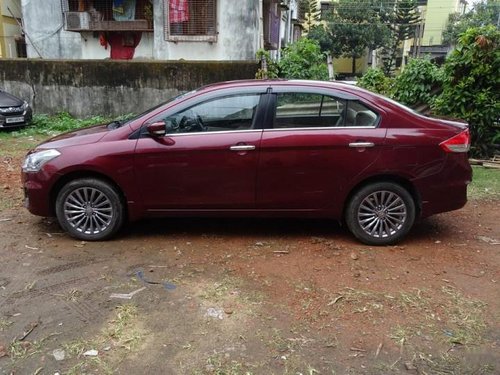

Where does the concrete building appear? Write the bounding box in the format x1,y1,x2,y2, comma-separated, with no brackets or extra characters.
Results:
409,0,468,59
20,0,301,61
0,0,24,58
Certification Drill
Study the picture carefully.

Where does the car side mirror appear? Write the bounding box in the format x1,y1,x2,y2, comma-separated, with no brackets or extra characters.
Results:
147,121,167,137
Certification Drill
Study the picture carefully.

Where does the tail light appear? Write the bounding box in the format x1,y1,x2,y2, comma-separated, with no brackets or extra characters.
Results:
439,129,470,153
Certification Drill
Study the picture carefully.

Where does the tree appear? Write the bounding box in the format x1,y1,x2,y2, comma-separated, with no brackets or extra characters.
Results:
433,26,500,157
278,38,329,80
319,0,391,75
442,0,500,46
380,0,421,75
300,0,320,33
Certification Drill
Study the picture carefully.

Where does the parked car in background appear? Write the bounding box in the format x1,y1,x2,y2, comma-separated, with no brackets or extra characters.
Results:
21,80,472,245
0,89,32,129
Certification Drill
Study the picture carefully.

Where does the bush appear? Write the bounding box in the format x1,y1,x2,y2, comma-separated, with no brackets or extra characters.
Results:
433,26,500,157
392,58,443,107
278,38,328,80
255,49,279,79
357,68,393,96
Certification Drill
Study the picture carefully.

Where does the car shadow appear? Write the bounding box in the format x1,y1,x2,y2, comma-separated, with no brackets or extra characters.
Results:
120,217,348,241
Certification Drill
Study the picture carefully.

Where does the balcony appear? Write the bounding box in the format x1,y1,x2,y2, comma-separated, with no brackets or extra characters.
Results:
61,0,153,32
64,12,152,31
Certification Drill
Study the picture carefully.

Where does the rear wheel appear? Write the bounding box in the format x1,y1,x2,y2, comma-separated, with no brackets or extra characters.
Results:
55,178,124,241
345,182,415,246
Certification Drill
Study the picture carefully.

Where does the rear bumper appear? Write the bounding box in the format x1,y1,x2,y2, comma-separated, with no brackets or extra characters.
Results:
419,182,468,218
415,154,471,218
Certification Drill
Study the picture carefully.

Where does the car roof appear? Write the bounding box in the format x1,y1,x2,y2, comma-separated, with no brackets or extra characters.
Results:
198,79,376,98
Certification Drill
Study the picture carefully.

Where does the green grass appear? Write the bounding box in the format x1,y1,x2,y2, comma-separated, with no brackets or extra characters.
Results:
469,166,500,199
0,112,135,140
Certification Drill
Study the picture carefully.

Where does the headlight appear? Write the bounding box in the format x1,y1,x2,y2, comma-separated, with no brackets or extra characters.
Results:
22,101,29,110
22,149,61,172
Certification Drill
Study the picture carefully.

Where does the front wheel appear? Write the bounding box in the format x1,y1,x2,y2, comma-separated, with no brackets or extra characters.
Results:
345,182,415,246
55,178,124,241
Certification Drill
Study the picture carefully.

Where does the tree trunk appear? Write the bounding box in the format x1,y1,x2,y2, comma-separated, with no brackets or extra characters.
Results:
352,56,356,75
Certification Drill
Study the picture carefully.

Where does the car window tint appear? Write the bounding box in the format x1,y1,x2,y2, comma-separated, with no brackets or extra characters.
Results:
343,101,378,127
274,93,345,128
163,94,260,134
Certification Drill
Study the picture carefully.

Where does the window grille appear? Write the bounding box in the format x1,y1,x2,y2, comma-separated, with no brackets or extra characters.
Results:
165,0,217,42
61,0,154,31
320,2,334,20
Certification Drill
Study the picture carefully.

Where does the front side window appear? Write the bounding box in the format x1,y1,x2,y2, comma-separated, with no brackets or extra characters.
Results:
160,94,261,134
165,0,217,42
274,93,345,128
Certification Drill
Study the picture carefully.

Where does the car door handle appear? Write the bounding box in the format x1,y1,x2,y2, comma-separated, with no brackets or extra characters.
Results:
349,142,375,148
230,145,256,151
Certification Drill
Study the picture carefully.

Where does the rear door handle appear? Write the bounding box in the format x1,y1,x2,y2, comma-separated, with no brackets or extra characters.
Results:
230,145,256,151
349,142,375,148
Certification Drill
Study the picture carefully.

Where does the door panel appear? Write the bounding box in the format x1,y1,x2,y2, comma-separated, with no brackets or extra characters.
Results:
135,131,262,210
257,128,387,211
256,91,387,213
133,92,266,211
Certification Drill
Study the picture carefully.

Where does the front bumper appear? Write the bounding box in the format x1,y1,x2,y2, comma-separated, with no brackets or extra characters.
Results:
22,171,56,217
0,107,33,128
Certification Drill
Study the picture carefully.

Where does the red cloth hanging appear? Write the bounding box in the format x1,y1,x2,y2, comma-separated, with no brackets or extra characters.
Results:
108,32,142,60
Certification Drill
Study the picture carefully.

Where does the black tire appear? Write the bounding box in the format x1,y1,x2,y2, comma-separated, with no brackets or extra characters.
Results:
345,182,415,246
55,178,124,241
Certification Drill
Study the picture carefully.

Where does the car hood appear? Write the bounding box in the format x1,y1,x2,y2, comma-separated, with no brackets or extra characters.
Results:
0,91,24,107
37,124,109,149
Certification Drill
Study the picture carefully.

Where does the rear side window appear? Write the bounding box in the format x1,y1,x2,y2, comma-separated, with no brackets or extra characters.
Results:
341,101,379,127
273,93,379,129
274,93,345,128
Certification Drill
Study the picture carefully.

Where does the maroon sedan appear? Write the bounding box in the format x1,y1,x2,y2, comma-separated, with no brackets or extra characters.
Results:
22,80,471,245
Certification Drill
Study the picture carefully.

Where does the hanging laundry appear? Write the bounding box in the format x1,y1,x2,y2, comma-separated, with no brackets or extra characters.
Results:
113,0,136,21
108,32,142,60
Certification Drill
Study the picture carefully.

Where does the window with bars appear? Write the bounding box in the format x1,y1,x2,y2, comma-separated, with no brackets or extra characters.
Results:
61,0,154,31
320,1,334,20
164,0,217,42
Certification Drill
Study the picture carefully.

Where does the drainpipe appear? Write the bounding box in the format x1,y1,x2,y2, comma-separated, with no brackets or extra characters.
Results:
259,0,264,51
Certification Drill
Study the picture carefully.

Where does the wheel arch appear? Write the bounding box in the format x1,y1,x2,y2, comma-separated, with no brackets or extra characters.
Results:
49,171,128,219
342,174,421,222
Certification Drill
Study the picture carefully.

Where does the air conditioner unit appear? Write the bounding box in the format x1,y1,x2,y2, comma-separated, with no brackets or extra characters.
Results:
64,12,90,31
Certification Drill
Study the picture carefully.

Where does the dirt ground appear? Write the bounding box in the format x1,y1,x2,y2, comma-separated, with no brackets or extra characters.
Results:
0,139,499,374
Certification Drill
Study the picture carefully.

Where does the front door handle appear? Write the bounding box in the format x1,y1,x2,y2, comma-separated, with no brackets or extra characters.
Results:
230,145,256,151
349,142,375,148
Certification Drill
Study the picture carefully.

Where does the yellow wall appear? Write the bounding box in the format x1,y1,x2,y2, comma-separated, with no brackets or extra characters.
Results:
0,0,22,58
421,0,465,46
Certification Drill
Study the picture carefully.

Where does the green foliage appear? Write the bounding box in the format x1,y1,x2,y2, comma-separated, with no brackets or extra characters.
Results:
357,68,394,96
392,58,443,107
300,0,320,33
23,112,108,136
255,49,279,79
442,0,500,46
433,26,500,157
8,112,134,138
278,38,328,80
